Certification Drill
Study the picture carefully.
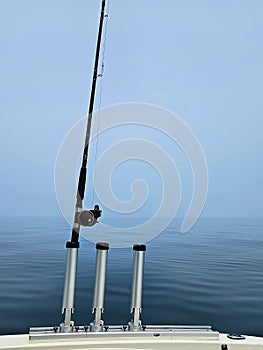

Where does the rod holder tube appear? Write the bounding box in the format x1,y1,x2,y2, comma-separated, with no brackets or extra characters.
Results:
61,247,78,332
90,242,109,332
128,244,146,331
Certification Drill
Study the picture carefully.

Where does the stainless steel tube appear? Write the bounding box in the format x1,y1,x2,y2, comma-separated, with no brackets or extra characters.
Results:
61,247,78,331
90,242,109,332
129,244,146,331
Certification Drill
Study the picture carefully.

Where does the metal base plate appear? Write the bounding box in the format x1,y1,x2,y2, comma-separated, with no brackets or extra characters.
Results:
29,325,219,342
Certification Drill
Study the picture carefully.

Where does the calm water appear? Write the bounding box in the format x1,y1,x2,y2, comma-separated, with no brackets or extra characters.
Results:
0,217,263,336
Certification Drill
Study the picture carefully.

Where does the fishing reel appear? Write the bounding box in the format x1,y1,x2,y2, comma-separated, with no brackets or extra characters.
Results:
78,205,102,227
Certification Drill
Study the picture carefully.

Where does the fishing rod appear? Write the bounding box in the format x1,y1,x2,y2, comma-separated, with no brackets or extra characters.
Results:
61,0,107,331
71,0,106,243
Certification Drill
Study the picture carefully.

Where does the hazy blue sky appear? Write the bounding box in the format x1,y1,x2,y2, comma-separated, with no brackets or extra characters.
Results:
0,0,262,219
